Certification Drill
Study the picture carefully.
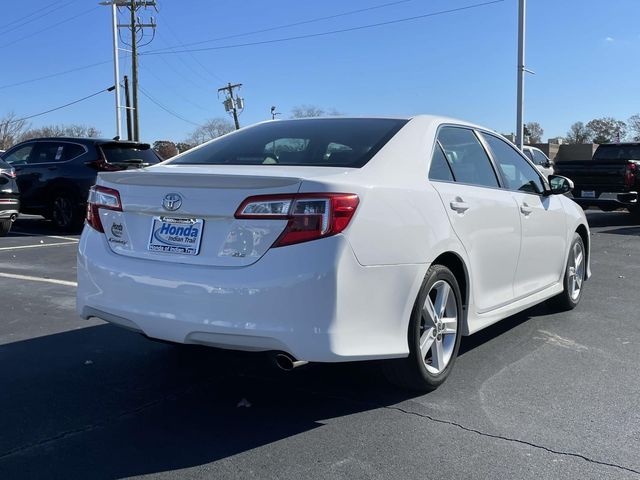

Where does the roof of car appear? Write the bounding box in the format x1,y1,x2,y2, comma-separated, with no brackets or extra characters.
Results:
14,137,148,145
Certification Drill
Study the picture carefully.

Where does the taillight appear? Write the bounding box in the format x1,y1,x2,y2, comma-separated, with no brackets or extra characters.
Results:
86,185,122,232
235,193,359,247
0,167,16,178
625,162,637,188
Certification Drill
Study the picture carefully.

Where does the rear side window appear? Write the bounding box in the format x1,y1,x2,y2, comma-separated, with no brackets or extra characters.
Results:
61,143,86,161
30,142,66,163
437,127,499,188
170,118,408,168
481,133,545,194
429,143,454,182
101,144,160,165
594,145,640,160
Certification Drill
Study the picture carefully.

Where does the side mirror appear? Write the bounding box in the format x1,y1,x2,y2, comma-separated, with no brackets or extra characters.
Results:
547,175,573,195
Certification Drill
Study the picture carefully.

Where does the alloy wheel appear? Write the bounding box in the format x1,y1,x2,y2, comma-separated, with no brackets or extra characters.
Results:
568,242,585,301
419,280,458,375
52,196,73,228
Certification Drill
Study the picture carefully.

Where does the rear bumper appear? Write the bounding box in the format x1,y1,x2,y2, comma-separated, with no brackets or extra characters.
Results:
0,198,20,219
570,191,638,209
77,227,425,362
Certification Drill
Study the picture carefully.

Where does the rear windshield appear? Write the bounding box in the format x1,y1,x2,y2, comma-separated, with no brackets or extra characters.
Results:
101,143,160,165
593,144,640,161
169,118,408,168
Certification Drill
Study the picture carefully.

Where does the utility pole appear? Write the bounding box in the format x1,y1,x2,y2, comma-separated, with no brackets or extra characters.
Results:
218,82,244,130
515,0,535,149
124,75,133,141
99,1,122,139
515,0,526,150
99,0,157,142
130,0,139,142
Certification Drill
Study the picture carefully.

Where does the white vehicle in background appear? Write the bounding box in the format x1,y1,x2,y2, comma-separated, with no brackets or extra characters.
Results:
523,145,554,178
77,116,590,391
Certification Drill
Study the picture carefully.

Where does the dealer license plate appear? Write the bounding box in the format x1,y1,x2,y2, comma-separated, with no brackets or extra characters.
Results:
148,217,204,255
581,190,596,198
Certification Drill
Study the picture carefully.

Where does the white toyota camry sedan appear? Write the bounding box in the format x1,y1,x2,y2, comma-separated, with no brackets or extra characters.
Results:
77,116,591,391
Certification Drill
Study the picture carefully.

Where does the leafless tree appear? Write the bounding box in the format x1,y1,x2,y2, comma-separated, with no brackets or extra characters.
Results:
628,114,640,141
290,105,342,119
18,124,101,142
565,122,592,144
186,118,234,146
524,122,544,143
0,112,29,150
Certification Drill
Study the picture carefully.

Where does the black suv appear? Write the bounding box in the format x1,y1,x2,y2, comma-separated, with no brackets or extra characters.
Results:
0,138,160,231
0,158,20,236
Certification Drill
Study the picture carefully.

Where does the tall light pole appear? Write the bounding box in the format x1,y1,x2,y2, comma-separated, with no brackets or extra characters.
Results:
100,1,122,139
515,0,526,150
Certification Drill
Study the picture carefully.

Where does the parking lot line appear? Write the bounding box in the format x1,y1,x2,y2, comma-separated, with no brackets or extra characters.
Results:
0,272,77,287
0,241,79,251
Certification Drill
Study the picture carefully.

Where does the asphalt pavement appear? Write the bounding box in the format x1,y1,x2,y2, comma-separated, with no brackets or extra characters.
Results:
0,212,639,479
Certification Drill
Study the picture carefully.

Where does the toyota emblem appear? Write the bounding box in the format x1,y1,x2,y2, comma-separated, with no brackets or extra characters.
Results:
162,193,182,211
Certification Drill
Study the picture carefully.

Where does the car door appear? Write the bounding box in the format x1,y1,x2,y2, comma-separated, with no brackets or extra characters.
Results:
20,142,67,209
429,126,522,312
2,143,37,206
479,132,567,298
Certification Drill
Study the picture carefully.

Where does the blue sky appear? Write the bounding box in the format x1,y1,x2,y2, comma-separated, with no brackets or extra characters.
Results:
1,0,639,143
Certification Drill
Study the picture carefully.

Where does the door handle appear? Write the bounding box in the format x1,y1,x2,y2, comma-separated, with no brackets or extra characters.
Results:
520,203,532,215
450,198,470,213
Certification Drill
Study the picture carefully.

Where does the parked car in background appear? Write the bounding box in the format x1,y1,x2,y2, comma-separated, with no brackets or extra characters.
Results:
78,116,590,391
522,145,554,178
555,142,640,215
0,158,19,236
0,138,161,231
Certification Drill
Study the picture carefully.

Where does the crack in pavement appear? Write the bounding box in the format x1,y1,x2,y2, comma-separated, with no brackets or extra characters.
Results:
2,372,639,478
305,388,640,477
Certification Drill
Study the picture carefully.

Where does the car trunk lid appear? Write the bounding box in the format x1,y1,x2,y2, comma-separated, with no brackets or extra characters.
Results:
95,165,352,267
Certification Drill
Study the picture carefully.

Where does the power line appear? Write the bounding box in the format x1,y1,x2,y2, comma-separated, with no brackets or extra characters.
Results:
138,86,202,127
2,86,115,125
141,0,505,56
0,6,100,50
138,61,211,113
0,59,116,91
0,0,78,36
144,0,416,55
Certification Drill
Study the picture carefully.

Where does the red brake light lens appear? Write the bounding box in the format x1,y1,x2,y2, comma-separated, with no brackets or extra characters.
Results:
235,193,359,247
86,185,122,232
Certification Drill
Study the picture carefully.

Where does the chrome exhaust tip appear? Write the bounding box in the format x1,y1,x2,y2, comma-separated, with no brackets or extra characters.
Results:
272,353,308,371
10,214,17,222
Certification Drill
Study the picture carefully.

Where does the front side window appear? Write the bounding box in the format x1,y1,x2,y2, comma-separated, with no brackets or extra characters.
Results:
437,127,499,188
532,150,549,166
170,118,408,168
3,144,34,165
481,133,545,194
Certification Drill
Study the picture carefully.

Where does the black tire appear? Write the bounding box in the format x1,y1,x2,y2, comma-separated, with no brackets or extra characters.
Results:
0,219,11,237
383,264,463,392
548,233,586,311
50,193,84,233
